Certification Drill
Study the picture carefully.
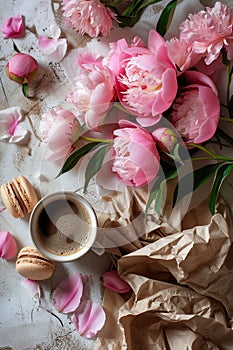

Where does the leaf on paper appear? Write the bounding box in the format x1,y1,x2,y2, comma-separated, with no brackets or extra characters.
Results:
84,144,109,192
209,163,233,214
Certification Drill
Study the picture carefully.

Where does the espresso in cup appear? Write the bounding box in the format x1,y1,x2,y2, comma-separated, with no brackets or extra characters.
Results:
29,192,97,262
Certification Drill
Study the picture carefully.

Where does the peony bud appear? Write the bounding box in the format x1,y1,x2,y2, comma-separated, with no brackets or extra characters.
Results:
6,53,38,84
152,127,178,153
0,231,17,260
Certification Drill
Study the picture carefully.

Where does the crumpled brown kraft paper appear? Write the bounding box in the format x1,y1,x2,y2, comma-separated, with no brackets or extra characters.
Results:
95,187,233,350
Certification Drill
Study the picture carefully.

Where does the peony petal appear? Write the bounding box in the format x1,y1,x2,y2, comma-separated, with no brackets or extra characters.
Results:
1,14,25,39
0,107,28,143
102,270,131,294
50,24,61,39
21,279,41,300
38,36,67,63
71,300,106,338
0,231,17,260
52,273,83,313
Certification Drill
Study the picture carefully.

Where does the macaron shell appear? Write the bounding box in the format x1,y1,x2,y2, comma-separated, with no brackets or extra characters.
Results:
0,182,24,218
16,246,55,280
12,176,38,213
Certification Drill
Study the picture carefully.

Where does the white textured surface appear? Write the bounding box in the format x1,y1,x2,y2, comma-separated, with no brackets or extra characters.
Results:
1,1,233,349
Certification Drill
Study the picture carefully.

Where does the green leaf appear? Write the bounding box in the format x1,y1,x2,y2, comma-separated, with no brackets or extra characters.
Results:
146,168,178,214
56,142,102,178
228,94,233,118
209,163,233,214
22,83,29,98
216,128,233,146
84,144,109,192
173,163,223,207
156,0,177,36
118,0,163,27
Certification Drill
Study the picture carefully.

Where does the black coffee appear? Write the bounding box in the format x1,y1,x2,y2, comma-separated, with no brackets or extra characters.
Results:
37,198,92,256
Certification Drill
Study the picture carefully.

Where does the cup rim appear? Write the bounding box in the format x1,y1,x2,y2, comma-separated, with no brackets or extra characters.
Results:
29,191,98,262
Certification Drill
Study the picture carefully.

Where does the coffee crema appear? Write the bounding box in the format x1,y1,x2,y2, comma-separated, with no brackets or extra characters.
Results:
37,199,92,256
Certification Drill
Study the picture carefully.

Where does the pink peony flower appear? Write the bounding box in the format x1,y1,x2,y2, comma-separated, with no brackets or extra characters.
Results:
111,120,160,187
0,231,17,260
166,37,201,74
152,127,178,153
71,300,106,338
1,14,25,39
38,25,67,63
40,106,81,161
52,273,83,314
6,53,38,84
102,270,131,294
179,2,233,65
114,30,177,126
0,106,28,143
66,53,116,131
170,71,220,144
61,0,117,38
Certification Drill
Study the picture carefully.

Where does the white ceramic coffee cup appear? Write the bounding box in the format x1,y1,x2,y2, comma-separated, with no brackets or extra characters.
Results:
29,191,98,262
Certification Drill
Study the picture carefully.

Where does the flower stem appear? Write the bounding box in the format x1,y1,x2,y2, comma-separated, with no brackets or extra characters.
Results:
80,136,113,143
113,102,133,116
189,143,233,162
220,116,233,123
112,0,123,6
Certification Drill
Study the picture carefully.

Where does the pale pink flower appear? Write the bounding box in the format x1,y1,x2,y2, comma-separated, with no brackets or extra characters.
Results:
1,14,25,39
71,300,106,338
38,25,67,63
6,53,38,84
40,106,81,161
0,107,28,143
179,2,233,65
111,120,160,187
21,279,41,300
102,270,131,294
52,273,83,313
66,53,116,131
166,37,201,74
61,0,117,38
0,231,17,260
115,30,177,126
170,71,220,144
152,127,178,153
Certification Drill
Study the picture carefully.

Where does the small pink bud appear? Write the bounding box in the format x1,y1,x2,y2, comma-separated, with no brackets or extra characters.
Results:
1,14,25,39
0,231,17,260
6,53,38,84
152,127,178,153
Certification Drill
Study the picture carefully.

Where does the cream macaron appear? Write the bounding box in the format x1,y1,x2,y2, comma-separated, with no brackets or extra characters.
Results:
0,176,38,218
16,246,55,280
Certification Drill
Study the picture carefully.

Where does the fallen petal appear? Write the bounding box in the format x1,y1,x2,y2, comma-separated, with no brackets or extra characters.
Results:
0,106,28,143
1,14,25,39
38,36,67,63
71,300,106,338
0,231,17,260
102,270,131,294
21,278,41,300
52,273,83,313
50,24,61,39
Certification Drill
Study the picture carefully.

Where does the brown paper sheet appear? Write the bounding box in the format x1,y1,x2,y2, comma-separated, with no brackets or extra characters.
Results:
95,188,233,349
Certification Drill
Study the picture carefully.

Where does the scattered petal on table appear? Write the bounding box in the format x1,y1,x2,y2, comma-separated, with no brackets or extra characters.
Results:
102,270,131,294
1,14,25,39
21,279,41,300
0,231,17,260
71,300,106,338
52,273,83,313
0,107,28,143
